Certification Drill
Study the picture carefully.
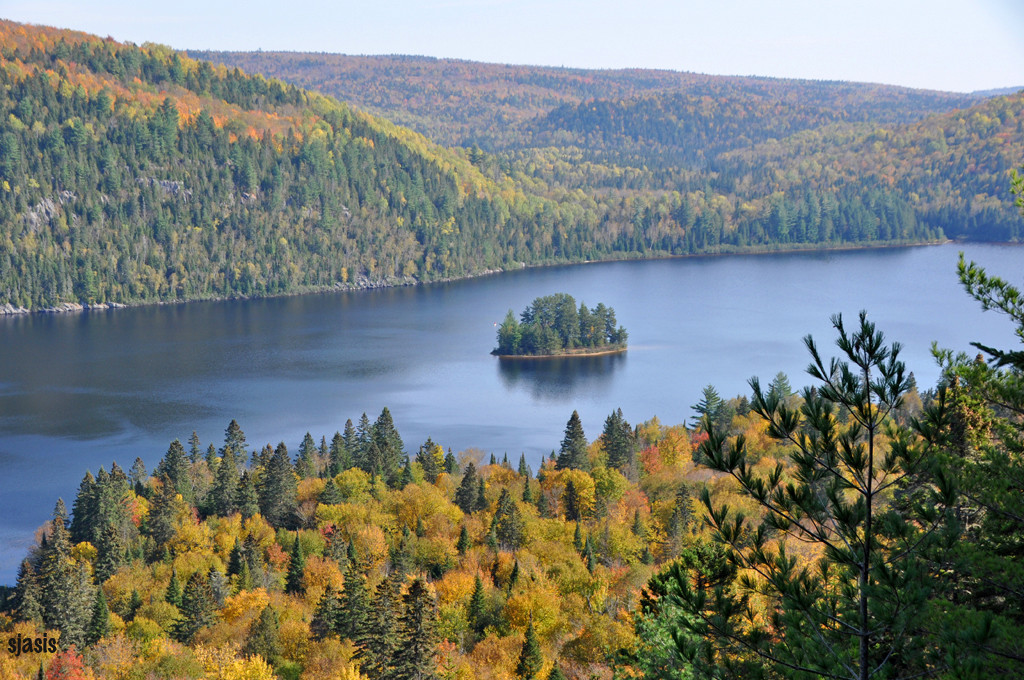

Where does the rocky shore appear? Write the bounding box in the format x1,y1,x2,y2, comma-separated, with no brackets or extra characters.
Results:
1,301,128,315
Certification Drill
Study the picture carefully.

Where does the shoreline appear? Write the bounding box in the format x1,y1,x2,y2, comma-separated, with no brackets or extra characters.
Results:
493,345,628,359
0,237,999,317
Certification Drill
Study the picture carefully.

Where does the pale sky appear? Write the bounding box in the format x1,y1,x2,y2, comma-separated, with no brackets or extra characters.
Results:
1,0,1023,93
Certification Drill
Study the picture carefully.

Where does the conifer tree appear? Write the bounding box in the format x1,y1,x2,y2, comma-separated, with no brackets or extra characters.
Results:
330,430,349,476
468,574,485,635
522,478,534,504
602,408,634,470
563,480,581,522
129,457,148,496
515,619,543,680
445,448,458,475
311,584,340,640
244,605,282,665
338,559,370,643
211,446,239,516
258,442,298,528
285,534,306,595
69,471,97,545
476,478,488,512
362,574,401,678
223,419,247,458
391,578,439,680
14,559,43,626
147,474,180,547
188,431,202,463
236,470,260,519
319,478,343,505
518,453,530,478
87,588,111,645
296,432,318,479
491,489,526,551
456,525,470,555
372,407,405,483
690,384,724,430
573,522,584,554
455,463,479,513
165,569,183,607
156,439,190,500
354,414,373,472
556,410,588,470
173,571,216,644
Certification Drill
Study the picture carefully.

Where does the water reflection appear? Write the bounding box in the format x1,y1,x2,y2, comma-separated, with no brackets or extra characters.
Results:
497,352,626,400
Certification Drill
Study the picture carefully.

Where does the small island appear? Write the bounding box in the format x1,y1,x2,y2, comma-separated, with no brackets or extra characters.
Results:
493,293,628,357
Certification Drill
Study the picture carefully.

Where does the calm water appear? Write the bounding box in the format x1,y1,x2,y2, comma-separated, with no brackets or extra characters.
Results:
0,243,1021,583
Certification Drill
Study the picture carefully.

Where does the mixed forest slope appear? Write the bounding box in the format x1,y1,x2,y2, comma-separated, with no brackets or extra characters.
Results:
0,21,1021,311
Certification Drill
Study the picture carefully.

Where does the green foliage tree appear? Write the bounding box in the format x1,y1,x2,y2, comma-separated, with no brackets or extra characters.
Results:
391,578,439,680
455,462,479,513
602,408,634,470
515,619,543,679
259,442,298,528
244,605,282,666
674,313,956,680
556,410,588,471
285,533,306,594
172,571,216,644
491,489,526,551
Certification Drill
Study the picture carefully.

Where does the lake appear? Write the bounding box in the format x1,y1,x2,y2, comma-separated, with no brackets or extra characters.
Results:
0,242,1020,583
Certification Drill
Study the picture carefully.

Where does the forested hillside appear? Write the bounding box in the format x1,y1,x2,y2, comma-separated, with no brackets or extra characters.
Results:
0,22,1020,312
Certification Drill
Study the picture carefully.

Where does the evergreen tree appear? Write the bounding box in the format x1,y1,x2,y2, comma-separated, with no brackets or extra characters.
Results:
319,478,343,505
210,446,239,516
172,571,216,644
69,471,97,545
165,569,183,608
147,474,180,548
673,313,957,680
563,480,581,522
456,525,470,555
86,588,111,645
515,619,543,680
362,574,401,678
311,584,340,640
156,439,190,500
258,442,298,528
602,408,634,470
236,470,260,519
522,478,534,504
244,605,282,665
476,477,488,512
690,384,724,431
573,522,584,554
354,413,373,472
455,463,479,513
223,419,247,458
296,432,318,479
556,410,588,470
129,457,148,496
338,559,370,643
490,489,526,551
417,437,445,483
188,431,202,463
330,430,349,476
549,667,567,680
285,534,306,595
372,407,405,483
444,448,459,475
14,559,43,626
517,453,530,478
468,574,485,635
391,578,439,680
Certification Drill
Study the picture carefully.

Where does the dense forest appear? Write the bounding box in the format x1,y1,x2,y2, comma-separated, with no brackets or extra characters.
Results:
1,21,1019,311
494,294,627,356
1,257,1022,679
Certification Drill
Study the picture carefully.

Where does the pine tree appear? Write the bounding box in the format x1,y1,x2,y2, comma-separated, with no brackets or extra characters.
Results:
354,414,373,472
573,522,584,555
69,471,97,545
515,619,543,679
362,574,401,678
188,431,202,463
130,457,148,496
244,605,281,665
330,430,349,476
521,478,534,504
690,384,724,429
285,534,306,595
223,419,247,458
444,448,458,475
147,474,180,547
41,500,94,649
455,463,478,513
391,578,439,680
517,453,530,478
556,410,588,470
372,407,405,483
417,437,445,483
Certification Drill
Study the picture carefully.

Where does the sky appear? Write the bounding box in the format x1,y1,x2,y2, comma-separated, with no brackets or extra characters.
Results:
1,0,1023,93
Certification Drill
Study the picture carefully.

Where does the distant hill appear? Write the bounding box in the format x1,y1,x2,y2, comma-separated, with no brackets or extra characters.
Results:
0,23,1020,311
